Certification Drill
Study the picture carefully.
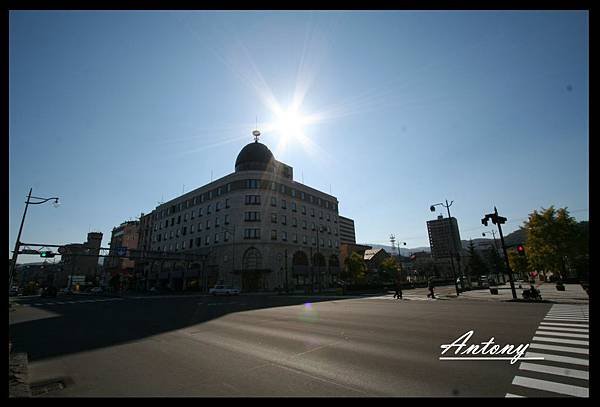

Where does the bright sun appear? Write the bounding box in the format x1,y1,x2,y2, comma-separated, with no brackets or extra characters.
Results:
273,109,307,140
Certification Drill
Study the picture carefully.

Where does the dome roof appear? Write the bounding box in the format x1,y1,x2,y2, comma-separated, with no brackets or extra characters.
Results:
235,141,275,172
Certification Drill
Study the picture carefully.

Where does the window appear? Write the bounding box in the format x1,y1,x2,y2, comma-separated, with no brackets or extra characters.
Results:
216,201,221,211
176,228,180,237
193,197,197,205
201,194,205,203
207,204,212,214
171,218,175,226
293,233,298,243
280,185,285,193
303,235,307,244
334,228,338,236
271,230,277,240
215,217,220,227
291,189,296,197
199,207,203,217
196,237,201,247
271,197,277,207
224,214,230,225
227,183,231,192
176,242,180,250
198,222,203,231
182,241,186,249
310,196,314,203
335,240,339,248
292,217,297,227
191,210,195,219
311,208,315,217
321,239,325,248
183,227,187,236
205,236,210,245
328,240,332,248
311,222,316,231
270,182,276,191
206,220,211,229
301,192,305,200
177,215,181,224
319,211,323,219
281,215,287,225
282,199,287,209
318,198,322,206
157,234,162,242
225,198,230,208
209,191,213,200
302,206,306,215
271,213,278,223
218,187,222,196
312,237,316,246
245,211,261,222
302,221,307,229
189,239,193,248
214,233,219,243
282,231,288,241
191,225,195,233
292,202,297,212
244,229,261,240
248,179,259,189
170,231,173,239
224,231,230,242
245,195,261,205
327,213,330,222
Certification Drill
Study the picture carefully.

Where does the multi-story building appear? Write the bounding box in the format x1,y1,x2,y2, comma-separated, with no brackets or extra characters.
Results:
141,133,342,292
59,232,103,288
338,216,356,245
427,215,462,259
104,221,140,290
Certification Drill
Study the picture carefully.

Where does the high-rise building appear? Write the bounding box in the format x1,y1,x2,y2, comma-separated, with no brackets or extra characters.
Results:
426,215,462,259
59,232,103,287
141,132,343,292
338,216,356,245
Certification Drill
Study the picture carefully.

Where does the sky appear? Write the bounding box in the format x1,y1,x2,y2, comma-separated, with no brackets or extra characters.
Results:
9,11,588,262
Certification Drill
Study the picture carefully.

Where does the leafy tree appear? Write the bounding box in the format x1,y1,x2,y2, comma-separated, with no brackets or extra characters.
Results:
344,252,367,285
485,245,506,282
508,249,529,280
378,257,400,284
467,240,489,279
524,207,581,279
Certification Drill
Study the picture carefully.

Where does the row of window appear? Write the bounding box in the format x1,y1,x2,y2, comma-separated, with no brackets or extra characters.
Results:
246,195,336,221
153,180,339,220
152,231,340,250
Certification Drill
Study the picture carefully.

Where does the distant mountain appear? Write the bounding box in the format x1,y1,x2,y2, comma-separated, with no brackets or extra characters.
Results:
362,244,431,256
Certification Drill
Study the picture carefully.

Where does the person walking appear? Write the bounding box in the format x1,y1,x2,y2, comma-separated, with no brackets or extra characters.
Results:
427,278,435,299
394,283,403,300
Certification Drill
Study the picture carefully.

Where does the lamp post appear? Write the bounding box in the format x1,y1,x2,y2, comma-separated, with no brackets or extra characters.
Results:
9,188,60,291
430,200,460,296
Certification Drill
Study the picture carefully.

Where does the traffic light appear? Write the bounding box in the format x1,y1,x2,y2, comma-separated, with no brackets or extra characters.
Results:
40,251,55,258
517,245,525,256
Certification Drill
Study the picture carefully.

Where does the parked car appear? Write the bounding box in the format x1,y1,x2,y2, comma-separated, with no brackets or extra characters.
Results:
479,276,490,288
209,285,240,296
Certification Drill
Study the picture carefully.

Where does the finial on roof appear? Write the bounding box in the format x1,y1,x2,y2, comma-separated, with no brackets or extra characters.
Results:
252,129,261,143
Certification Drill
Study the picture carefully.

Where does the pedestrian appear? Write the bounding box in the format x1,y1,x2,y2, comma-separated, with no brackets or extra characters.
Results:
394,283,403,300
427,278,435,299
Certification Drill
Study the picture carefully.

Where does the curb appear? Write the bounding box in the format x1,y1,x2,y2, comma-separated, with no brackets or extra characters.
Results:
9,352,31,398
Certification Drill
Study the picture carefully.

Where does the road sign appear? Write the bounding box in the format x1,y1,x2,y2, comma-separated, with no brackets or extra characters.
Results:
20,249,40,255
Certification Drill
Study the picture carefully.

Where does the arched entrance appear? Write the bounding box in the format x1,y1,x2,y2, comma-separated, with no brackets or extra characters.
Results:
242,247,263,292
292,251,309,289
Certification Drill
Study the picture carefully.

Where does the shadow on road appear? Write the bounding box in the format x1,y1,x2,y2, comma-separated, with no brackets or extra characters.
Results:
9,293,383,363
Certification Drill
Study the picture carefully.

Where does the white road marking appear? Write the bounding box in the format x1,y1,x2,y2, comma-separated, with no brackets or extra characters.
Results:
540,322,589,328
529,343,588,355
536,330,588,338
532,336,588,346
525,352,588,366
505,393,525,397
519,362,588,381
512,376,588,397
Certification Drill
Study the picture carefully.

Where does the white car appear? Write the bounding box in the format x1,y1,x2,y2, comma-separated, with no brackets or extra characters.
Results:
209,285,240,296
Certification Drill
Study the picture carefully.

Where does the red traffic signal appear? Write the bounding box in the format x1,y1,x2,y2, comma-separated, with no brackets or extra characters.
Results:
517,245,525,255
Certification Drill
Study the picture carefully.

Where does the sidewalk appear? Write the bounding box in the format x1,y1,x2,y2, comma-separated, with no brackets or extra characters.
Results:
9,351,31,398
456,282,589,304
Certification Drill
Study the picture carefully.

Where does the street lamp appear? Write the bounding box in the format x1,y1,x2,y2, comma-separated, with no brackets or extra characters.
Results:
9,188,60,290
481,207,517,299
430,200,460,296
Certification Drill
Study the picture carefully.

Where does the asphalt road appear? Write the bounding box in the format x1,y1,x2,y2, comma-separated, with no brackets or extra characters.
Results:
9,292,554,397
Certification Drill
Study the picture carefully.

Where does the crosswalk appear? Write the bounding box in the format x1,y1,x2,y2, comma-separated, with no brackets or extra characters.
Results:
19,298,124,307
505,304,589,398
364,294,436,301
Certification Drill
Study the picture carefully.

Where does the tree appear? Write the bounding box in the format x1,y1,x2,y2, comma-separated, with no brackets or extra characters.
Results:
378,257,400,284
485,246,506,283
524,207,581,280
343,252,367,285
467,240,489,280
508,249,529,280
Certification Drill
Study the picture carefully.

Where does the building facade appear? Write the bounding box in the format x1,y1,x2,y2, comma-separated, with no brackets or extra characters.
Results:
427,215,462,259
338,216,356,245
141,134,342,292
104,221,141,290
59,232,103,288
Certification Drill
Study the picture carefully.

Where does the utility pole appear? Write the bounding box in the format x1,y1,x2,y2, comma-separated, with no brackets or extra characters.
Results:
482,207,517,299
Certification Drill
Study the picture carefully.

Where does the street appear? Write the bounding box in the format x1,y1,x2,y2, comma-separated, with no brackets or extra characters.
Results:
9,288,588,397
